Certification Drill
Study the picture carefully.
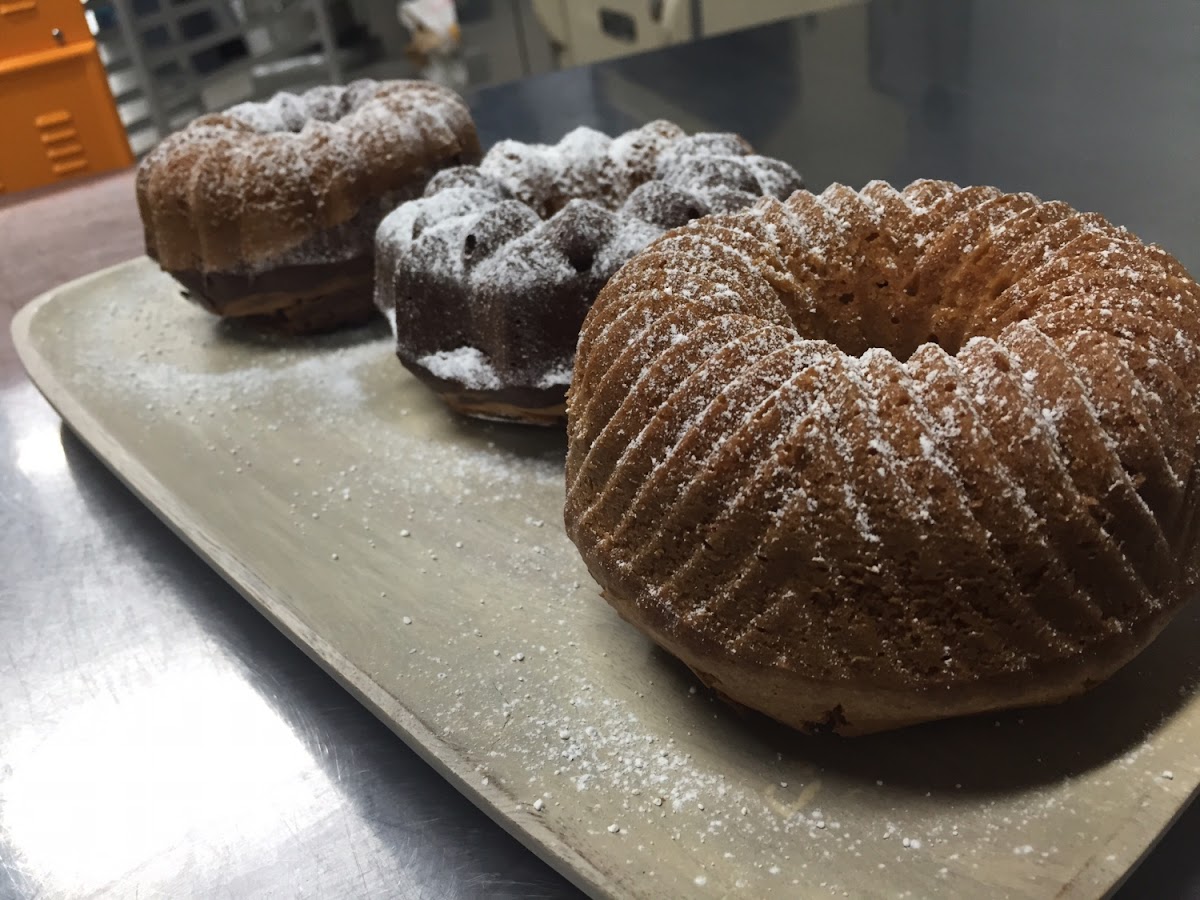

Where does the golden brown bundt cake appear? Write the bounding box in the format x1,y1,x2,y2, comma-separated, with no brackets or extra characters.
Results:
137,79,480,334
565,179,1200,735
374,123,803,425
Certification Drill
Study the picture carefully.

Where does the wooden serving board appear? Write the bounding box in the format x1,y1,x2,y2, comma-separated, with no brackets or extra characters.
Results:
13,258,1200,899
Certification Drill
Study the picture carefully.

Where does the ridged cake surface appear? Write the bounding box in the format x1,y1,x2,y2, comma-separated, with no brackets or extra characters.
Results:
136,79,479,332
374,122,803,424
565,179,1200,734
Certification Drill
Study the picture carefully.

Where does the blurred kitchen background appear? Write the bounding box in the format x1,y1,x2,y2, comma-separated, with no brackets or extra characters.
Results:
2,0,860,195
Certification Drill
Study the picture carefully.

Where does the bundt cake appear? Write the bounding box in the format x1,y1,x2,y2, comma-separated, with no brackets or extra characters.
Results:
374,121,803,424
137,79,480,334
565,179,1200,735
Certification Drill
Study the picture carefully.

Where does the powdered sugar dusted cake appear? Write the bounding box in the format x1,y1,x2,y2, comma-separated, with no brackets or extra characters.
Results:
374,121,803,424
137,79,480,334
566,179,1200,734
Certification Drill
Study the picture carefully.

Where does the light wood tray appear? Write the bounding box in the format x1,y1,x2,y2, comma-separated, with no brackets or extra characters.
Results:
13,258,1200,899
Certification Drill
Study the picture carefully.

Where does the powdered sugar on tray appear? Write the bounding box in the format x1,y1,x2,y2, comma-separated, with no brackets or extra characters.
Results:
34,257,1200,899
417,347,502,389
535,359,574,389
98,326,376,413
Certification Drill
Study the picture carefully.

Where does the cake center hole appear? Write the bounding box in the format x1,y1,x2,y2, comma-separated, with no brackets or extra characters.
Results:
779,266,965,361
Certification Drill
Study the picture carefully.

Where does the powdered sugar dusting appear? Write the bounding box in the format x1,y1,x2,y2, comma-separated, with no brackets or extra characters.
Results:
139,78,476,272
568,173,1200,716
535,359,574,389
28,257,1200,898
375,122,803,404
418,346,502,390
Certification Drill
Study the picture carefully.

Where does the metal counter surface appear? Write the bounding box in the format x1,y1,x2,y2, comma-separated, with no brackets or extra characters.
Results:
3,1,1199,897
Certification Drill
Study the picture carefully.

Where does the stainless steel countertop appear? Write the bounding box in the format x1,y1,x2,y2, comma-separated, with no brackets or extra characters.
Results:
3,2,1199,897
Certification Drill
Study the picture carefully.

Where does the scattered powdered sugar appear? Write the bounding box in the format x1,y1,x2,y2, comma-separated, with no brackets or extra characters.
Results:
535,359,574,389
564,174,1200,701
107,331,375,412
141,79,473,272
43,260,1200,897
417,347,502,390
221,78,460,139
375,122,803,397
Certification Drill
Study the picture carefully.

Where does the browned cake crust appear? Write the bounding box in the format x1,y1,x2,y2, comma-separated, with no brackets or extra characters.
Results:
136,79,480,334
374,123,804,423
565,180,1200,735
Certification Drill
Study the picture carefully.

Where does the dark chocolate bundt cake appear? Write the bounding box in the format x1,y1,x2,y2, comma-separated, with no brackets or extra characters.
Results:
375,122,803,424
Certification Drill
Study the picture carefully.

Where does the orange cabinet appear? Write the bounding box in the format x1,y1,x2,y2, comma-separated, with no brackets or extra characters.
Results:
0,0,94,58
1,1,133,195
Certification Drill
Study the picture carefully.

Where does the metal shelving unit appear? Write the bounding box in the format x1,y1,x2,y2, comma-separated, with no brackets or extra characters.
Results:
85,0,344,155
84,0,567,157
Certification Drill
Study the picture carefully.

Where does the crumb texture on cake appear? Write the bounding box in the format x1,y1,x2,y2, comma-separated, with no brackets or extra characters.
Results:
374,122,803,419
137,79,480,275
565,179,1200,734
